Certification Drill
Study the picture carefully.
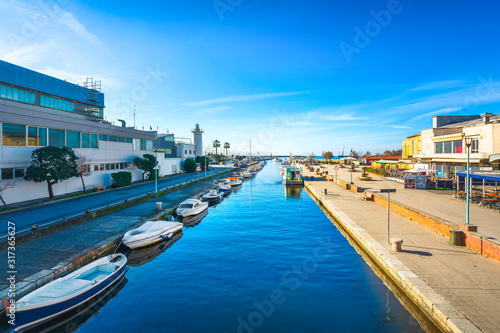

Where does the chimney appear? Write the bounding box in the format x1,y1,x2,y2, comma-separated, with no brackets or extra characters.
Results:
481,113,493,124
117,119,126,128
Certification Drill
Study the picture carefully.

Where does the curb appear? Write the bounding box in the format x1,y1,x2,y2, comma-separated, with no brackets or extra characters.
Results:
304,181,481,333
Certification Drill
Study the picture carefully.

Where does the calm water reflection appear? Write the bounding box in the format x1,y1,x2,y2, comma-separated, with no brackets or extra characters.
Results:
65,162,426,332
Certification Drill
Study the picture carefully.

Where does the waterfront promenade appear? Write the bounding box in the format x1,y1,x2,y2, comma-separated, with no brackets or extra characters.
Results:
0,167,230,238
301,165,500,333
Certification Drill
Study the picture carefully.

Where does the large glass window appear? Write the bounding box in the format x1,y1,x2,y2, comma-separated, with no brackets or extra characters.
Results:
99,134,108,141
14,169,25,178
81,133,90,148
38,127,47,146
49,128,65,147
90,134,98,148
125,137,133,143
1,169,13,180
444,141,452,153
118,136,125,143
2,123,26,146
0,84,35,104
108,135,117,142
453,140,462,153
66,131,80,148
28,126,38,146
435,142,443,154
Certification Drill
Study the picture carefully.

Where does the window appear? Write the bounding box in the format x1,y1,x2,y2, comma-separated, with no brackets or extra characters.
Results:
100,164,105,171
1,169,14,180
2,123,26,146
90,134,98,148
28,126,38,146
453,140,462,153
15,169,25,178
38,128,47,146
443,141,452,154
40,94,74,112
66,131,80,148
108,135,117,142
81,133,90,148
118,136,125,143
0,84,35,104
106,164,110,170
94,165,99,172
185,150,187,154
189,150,192,154
49,128,65,147
435,142,443,154
99,134,108,141
120,163,125,169
110,164,115,170
472,139,479,153
125,137,133,143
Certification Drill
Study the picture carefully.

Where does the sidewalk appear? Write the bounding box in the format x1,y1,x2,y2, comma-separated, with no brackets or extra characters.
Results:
311,164,500,242
302,168,500,333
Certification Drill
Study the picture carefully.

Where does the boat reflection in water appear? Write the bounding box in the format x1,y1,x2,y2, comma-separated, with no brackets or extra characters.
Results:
126,232,183,267
180,209,209,228
20,276,127,333
229,184,242,194
285,186,302,198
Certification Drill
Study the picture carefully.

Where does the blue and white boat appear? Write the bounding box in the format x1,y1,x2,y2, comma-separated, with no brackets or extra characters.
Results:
217,184,231,197
9,254,127,332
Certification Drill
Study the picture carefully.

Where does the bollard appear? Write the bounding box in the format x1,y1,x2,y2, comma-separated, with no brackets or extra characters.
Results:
390,238,403,252
324,189,327,195
156,202,163,211
450,229,462,246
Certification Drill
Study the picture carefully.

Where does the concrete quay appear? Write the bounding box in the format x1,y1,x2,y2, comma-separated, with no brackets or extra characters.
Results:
0,169,237,309
302,167,500,333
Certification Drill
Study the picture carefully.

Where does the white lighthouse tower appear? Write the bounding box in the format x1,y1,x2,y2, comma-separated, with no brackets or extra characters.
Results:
192,123,204,157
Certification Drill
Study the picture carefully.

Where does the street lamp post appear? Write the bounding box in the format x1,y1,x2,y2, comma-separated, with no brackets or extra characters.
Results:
465,137,472,225
350,149,353,184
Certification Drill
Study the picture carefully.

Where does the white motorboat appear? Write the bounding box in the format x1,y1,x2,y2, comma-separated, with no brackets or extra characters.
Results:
8,254,127,332
218,184,231,197
242,168,257,178
201,189,224,204
225,177,243,187
176,198,208,217
122,220,183,249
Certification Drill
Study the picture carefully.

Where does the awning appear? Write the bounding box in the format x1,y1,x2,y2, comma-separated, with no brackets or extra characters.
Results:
490,153,500,163
456,172,500,182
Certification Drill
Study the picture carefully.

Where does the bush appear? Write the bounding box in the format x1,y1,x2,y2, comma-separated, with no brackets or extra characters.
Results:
363,167,386,176
111,171,132,188
183,158,197,173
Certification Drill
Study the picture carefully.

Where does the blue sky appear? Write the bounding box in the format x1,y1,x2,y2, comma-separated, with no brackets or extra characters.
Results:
1,0,500,155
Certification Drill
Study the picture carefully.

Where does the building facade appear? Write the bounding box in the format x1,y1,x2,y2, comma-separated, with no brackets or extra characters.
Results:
402,134,421,161
0,60,156,205
413,113,500,178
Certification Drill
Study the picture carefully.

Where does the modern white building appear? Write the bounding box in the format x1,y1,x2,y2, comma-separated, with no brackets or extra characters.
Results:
0,60,157,205
414,114,500,178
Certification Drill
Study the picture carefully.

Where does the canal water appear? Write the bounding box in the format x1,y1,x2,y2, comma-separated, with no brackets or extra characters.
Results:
59,162,424,332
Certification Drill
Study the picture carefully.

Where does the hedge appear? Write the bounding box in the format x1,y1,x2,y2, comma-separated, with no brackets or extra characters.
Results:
111,171,132,188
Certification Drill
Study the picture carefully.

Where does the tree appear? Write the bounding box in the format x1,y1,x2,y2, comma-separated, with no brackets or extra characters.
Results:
183,158,197,173
0,181,15,208
307,152,315,161
195,156,209,170
24,146,79,200
133,154,157,181
364,151,372,157
383,149,402,156
224,142,230,159
213,139,221,155
76,154,91,193
322,151,333,159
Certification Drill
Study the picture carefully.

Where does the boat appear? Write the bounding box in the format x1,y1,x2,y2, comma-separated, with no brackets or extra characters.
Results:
283,166,304,186
201,189,224,204
225,177,243,187
9,254,127,332
217,184,232,197
242,168,257,178
176,198,209,217
122,220,183,249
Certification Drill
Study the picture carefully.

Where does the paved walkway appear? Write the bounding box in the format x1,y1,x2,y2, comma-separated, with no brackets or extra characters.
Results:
302,167,500,333
0,167,230,237
0,172,232,287
310,164,500,241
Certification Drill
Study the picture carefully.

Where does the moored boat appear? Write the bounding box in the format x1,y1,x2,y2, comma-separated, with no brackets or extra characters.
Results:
225,177,243,187
122,220,183,249
283,166,304,186
8,254,127,332
201,189,224,204
218,184,231,197
176,198,209,217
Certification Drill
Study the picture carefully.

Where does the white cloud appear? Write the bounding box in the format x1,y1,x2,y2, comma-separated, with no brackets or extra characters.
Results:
408,80,467,92
56,12,102,46
183,91,311,106
194,106,231,115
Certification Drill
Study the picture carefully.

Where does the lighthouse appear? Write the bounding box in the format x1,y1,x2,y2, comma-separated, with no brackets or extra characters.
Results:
191,123,204,157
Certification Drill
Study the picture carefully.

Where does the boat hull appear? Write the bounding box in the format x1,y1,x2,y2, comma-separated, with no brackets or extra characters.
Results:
176,204,208,217
123,227,182,249
13,262,127,332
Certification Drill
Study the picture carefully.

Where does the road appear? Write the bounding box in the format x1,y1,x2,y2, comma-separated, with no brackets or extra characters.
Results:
0,167,231,237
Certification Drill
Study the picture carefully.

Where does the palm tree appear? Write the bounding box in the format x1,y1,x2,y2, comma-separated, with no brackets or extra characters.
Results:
224,142,230,159
213,139,221,155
